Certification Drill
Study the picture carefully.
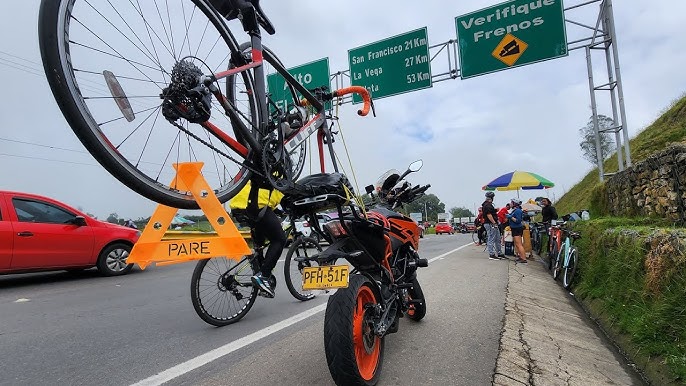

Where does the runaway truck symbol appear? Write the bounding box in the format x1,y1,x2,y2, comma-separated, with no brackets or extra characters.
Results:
499,39,520,57
491,33,528,67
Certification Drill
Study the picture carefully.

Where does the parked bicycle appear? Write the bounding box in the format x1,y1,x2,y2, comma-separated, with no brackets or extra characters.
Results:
551,227,581,290
547,221,565,272
529,222,546,256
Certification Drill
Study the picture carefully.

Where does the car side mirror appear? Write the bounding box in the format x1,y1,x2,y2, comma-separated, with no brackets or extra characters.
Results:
70,216,87,226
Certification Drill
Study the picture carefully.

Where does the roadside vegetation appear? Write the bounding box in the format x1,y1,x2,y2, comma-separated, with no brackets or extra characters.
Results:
551,93,686,384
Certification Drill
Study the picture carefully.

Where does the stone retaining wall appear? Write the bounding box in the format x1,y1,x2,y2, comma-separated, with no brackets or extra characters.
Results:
606,143,686,223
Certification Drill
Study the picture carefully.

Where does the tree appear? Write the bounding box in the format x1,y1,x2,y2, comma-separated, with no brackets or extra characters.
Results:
403,194,445,223
579,115,615,167
106,212,119,224
450,207,474,219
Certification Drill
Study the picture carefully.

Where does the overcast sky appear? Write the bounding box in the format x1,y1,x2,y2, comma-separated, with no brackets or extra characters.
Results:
1,1,684,221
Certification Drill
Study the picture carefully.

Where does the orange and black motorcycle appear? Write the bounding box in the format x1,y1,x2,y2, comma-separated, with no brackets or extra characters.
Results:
281,160,430,386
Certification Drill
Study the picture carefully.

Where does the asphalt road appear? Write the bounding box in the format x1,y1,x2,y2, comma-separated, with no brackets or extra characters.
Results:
0,233,508,386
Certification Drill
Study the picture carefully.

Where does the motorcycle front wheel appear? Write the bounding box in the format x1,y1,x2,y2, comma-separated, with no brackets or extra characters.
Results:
406,277,426,321
324,275,384,386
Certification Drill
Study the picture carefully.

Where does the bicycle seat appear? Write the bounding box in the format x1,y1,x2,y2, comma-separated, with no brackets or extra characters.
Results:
213,0,276,35
569,232,582,240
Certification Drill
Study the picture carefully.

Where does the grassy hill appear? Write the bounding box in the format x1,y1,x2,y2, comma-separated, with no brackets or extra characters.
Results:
555,94,686,215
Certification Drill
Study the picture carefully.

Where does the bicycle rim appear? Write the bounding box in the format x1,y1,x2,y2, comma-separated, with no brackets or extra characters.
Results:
191,257,257,326
39,0,256,209
553,247,564,281
563,249,577,289
284,236,323,301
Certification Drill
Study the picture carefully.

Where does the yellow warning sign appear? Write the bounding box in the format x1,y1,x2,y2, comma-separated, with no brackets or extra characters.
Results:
492,34,528,67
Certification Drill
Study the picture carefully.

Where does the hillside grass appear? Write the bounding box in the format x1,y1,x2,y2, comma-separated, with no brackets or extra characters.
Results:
555,94,686,216
571,220,686,384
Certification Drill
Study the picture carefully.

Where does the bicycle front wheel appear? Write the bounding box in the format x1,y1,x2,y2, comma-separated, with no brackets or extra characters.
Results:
552,247,564,281
284,236,323,301
191,257,258,326
563,248,578,290
39,0,257,209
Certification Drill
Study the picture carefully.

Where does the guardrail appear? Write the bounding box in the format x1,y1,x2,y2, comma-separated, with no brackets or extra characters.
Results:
162,230,251,240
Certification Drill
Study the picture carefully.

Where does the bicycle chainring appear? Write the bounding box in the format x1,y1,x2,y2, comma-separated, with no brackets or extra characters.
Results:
262,138,296,192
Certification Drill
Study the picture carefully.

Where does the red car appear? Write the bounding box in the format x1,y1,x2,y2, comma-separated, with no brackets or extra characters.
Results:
435,222,454,235
0,191,140,276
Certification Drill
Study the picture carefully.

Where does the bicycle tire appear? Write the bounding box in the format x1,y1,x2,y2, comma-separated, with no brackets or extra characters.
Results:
534,231,543,255
563,248,578,290
284,236,323,301
471,230,478,244
552,246,564,281
39,0,256,209
547,240,557,271
190,256,258,326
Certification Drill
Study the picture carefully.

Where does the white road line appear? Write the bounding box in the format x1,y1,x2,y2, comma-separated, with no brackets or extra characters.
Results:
130,303,326,386
132,243,469,386
428,243,473,263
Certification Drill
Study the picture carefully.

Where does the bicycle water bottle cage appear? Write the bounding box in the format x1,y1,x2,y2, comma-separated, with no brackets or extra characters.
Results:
161,60,212,123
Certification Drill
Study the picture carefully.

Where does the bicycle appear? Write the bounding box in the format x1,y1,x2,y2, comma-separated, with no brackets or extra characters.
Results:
529,222,545,256
551,228,581,289
472,224,486,245
547,221,564,272
38,0,373,210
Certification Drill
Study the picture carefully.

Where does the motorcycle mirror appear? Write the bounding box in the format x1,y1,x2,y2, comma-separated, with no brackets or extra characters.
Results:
397,159,423,183
365,185,375,194
408,159,423,172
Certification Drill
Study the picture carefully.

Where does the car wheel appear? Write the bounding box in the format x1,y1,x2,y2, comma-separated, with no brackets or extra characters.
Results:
96,242,134,276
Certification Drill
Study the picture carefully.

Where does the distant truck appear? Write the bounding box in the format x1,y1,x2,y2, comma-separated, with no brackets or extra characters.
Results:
409,212,423,224
437,213,451,223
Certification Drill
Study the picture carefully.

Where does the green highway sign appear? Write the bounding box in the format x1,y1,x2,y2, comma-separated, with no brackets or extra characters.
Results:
455,0,567,79
267,57,330,111
348,27,432,103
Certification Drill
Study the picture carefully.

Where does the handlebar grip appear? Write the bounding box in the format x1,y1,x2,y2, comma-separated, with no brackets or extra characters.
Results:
333,86,372,116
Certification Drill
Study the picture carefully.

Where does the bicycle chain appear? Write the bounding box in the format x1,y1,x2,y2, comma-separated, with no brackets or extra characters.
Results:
166,119,265,178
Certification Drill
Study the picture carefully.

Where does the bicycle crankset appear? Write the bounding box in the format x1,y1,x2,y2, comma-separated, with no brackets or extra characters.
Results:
262,138,297,192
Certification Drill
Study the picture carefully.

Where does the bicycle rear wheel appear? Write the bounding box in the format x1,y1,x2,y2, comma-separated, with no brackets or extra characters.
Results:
562,248,578,290
284,236,323,301
191,256,258,326
39,0,256,209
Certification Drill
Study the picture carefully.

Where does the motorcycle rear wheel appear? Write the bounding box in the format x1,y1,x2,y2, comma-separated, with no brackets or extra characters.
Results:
324,275,384,386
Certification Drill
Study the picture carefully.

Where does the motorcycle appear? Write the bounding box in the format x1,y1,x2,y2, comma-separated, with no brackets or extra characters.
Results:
281,160,430,385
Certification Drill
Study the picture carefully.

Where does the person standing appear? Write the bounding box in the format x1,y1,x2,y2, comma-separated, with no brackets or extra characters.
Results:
541,198,558,224
482,192,505,260
506,198,527,264
497,203,511,235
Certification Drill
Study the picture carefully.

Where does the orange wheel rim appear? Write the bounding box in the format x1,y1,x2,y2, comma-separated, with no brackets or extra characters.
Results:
352,285,380,381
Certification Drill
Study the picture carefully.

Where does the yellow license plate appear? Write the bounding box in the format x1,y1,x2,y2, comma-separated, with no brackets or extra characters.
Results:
302,265,349,290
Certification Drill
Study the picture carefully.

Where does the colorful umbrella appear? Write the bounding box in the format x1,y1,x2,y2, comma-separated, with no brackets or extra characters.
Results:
482,171,554,192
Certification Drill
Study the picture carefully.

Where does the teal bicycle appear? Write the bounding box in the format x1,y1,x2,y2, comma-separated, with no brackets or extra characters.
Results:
551,227,581,290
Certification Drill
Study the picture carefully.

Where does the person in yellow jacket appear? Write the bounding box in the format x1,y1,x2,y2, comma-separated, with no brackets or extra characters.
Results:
230,177,285,298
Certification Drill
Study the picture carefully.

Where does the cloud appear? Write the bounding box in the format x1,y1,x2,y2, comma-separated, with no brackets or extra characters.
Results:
0,0,684,220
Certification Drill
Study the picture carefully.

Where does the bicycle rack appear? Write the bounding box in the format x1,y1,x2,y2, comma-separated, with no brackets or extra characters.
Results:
127,162,251,269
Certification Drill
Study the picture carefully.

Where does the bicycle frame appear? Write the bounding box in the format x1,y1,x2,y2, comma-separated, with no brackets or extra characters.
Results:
202,33,335,175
